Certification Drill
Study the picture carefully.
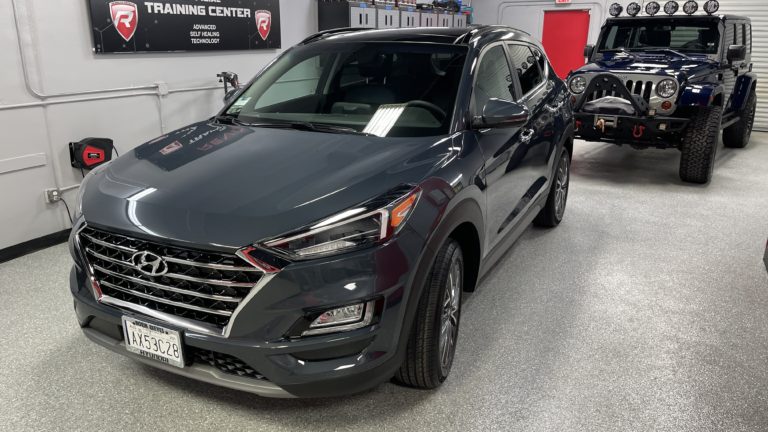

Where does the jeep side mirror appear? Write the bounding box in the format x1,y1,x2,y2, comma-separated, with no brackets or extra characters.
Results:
473,99,530,129
727,44,746,64
584,44,595,60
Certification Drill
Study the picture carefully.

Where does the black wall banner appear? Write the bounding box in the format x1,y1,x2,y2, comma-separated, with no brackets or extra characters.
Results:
87,0,281,53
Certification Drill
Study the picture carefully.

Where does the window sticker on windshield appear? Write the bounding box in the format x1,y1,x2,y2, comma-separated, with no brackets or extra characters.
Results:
231,97,250,108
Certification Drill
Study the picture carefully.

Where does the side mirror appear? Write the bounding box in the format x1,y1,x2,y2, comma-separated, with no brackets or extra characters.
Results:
584,44,595,59
727,44,746,64
224,88,239,104
473,98,530,129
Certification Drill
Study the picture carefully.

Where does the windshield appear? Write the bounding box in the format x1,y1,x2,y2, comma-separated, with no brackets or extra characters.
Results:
225,42,468,137
598,19,720,54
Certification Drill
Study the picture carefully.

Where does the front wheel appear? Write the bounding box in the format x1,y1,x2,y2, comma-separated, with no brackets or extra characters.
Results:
533,148,570,228
679,105,722,184
394,239,463,389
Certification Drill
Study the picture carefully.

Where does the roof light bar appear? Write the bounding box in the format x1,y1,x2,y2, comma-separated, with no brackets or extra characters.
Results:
645,1,660,16
609,2,623,17
626,1,641,17
663,1,679,15
703,0,719,15
682,0,698,15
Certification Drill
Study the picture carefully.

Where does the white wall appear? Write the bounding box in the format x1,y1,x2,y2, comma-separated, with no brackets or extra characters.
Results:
0,0,317,249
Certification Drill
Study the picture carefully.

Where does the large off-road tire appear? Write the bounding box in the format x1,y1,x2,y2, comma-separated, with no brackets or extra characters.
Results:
723,89,757,149
394,239,463,389
533,148,570,228
679,105,722,184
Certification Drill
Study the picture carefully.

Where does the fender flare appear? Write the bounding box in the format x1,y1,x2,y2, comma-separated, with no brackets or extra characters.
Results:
730,72,758,112
678,83,724,107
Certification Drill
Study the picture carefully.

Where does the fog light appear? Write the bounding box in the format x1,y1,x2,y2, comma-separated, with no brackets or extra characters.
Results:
312,304,364,328
302,300,376,336
659,123,668,131
661,101,673,110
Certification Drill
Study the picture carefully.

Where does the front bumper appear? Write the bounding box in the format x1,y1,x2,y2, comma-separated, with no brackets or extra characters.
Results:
69,227,422,398
574,112,689,148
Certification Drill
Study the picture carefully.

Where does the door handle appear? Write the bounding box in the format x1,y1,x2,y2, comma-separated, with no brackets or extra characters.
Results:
520,128,535,144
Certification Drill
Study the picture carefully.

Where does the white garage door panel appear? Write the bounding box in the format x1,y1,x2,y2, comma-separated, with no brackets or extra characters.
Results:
717,0,768,131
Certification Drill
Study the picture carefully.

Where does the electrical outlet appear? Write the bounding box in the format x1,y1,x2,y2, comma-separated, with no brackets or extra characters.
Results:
44,188,62,203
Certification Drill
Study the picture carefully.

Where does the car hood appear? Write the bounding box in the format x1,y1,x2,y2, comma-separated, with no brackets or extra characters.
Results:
81,120,454,249
574,52,717,81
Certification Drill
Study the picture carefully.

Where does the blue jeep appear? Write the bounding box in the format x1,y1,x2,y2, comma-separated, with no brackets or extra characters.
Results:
568,4,757,183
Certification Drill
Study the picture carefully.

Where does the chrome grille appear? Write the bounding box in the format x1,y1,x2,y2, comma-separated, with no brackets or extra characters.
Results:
79,226,262,327
625,80,654,102
583,79,655,104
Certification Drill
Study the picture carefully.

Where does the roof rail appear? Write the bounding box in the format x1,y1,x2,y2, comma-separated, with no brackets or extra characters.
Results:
300,27,371,45
453,25,531,45
453,25,483,45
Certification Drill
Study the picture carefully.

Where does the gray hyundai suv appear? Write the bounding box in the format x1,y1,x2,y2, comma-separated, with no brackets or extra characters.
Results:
69,26,574,397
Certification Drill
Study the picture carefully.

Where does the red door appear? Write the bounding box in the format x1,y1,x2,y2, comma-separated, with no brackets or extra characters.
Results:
541,10,591,79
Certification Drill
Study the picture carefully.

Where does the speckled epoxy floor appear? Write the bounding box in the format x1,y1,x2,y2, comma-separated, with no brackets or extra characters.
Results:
2,133,768,432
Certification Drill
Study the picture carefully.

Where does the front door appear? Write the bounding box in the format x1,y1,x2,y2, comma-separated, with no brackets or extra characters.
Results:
473,43,551,251
541,10,590,79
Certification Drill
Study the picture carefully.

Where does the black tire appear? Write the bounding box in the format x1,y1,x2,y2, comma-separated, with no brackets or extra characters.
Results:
723,90,757,149
394,239,463,389
679,105,722,184
533,148,570,228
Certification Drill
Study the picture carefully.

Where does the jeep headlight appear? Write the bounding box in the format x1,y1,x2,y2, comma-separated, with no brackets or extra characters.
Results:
656,79,678,99
263,187,420,259
569,76,587,94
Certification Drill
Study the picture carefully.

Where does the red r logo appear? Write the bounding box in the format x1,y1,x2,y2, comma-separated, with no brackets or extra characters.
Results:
110,1,138,42
255,10,272,41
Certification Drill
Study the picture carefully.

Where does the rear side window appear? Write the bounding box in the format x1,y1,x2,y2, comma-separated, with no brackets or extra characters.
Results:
507,44,543,96
474,45,515,110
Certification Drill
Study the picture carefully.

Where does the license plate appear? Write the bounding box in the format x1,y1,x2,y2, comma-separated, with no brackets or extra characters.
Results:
122,316,184,368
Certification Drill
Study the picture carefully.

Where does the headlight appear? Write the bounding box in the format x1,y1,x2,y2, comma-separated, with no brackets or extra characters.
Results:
656,79,678,99
264,187,420,259
569,76,587,94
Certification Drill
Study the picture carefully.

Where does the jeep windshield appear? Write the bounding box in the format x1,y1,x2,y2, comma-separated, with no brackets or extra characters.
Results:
224,42,468,138
598,18,720,54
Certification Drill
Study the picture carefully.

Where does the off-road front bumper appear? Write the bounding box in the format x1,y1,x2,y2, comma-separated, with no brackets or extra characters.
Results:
572,72,688,148
574,113,689,148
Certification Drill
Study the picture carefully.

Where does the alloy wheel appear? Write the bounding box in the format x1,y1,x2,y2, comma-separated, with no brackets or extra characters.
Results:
554,152,570,220
438,252,462,377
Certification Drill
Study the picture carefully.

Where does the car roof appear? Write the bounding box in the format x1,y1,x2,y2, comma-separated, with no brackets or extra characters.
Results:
301,25,539,48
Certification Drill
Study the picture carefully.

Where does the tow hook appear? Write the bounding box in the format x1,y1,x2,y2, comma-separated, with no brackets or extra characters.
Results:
632,124,646,138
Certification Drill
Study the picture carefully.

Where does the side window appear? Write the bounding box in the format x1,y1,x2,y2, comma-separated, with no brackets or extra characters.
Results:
743,24,751,55
507,44,544,96
733,24,739,46
531,47,548,77
254,56,323,109
473,45,515,112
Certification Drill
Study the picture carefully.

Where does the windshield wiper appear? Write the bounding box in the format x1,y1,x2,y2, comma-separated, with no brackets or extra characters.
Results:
212,114,252,126
637,48,691,60
282,121,374,136
214,116,375,136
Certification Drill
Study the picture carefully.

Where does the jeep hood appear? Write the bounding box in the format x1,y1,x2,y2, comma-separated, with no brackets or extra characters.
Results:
80,120,454,249
575,52,718,81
